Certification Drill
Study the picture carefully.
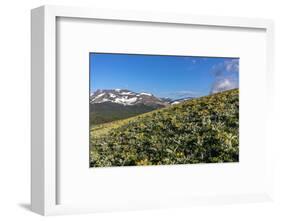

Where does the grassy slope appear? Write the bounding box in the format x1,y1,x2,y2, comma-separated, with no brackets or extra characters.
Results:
90,89,239,167
90,102,161,125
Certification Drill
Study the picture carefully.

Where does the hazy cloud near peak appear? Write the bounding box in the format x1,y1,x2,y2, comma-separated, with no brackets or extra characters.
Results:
210,58,239,94
210,77,238,94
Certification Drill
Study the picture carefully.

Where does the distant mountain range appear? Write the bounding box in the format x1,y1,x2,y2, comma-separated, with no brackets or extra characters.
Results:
90,89,170,106
170,97,194,105
90,89,194,125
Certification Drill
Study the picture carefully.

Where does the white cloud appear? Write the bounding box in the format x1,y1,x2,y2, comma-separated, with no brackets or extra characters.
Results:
225,59,239,72
210,77,238,94
210,58,239,94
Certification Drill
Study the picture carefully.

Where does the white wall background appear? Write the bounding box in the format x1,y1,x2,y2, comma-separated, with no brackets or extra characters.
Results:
0,0,280,220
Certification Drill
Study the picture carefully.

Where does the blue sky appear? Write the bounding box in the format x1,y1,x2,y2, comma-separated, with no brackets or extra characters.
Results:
90,53,239,99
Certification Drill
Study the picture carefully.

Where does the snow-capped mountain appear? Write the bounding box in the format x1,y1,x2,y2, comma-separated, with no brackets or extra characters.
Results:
90,89,169,107
170,97,194,105
90,89,196,125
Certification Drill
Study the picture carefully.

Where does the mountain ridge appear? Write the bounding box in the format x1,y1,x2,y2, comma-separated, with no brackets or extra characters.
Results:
90,88,195,106
90,88,196,125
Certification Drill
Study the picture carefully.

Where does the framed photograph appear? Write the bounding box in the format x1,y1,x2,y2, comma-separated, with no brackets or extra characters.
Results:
89,53,240,167
31,5,274,215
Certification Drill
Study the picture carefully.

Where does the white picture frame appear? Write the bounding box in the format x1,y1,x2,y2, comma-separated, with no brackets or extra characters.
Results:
31,5,274,216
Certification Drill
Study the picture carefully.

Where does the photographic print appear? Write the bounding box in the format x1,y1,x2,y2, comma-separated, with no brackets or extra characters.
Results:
89,53,239,167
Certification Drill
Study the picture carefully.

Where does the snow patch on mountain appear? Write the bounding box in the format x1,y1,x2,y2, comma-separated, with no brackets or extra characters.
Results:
92,93,105,101
101,98,110,102
109,93,116,98
115,97,138,105
170,97,194,105
121,91,133,95
140,92,152,96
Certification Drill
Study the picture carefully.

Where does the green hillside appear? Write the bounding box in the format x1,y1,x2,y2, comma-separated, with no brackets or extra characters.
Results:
90,102,162,125
90,89,239,167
